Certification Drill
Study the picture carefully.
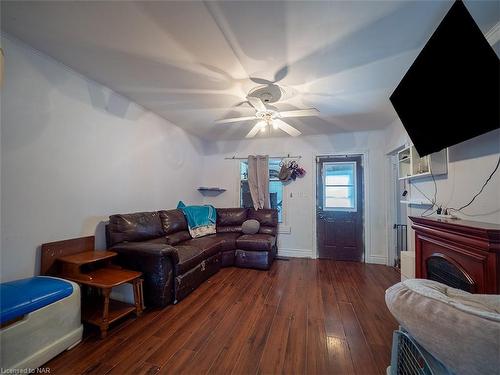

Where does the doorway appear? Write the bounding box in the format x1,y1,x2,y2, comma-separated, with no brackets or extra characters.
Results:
316,155,364,261
387,151,408,268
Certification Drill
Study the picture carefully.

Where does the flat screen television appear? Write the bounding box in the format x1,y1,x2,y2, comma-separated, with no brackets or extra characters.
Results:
390,0,499,157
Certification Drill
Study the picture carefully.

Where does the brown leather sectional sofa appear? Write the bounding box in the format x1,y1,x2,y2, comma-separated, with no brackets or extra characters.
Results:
105,207,278,307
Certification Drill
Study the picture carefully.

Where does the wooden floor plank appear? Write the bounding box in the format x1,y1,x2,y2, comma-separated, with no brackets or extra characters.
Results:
305,261,332,375
176,268,272,374
230,260,291,375
343,263,397,374
145,269,259,367
76,268,240,375
207,267,277,374
339,301,380,375
43,259,399,375
282,259,308,375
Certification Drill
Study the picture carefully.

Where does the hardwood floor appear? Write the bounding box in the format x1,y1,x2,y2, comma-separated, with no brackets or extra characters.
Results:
45,259,400,375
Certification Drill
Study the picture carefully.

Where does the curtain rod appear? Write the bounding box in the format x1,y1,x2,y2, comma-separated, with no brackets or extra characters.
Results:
224,154,302,160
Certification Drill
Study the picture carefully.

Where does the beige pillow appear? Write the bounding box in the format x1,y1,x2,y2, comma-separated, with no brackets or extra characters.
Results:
241,219,260,234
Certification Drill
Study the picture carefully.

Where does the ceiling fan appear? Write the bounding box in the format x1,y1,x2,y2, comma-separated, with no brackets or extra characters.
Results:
215,96,319,138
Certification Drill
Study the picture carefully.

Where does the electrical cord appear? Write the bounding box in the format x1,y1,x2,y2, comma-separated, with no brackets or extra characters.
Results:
411,182,437,207
410,182,437,217
408,168,439,217
422,208,438,217
448,156,500,213
430,170,438,207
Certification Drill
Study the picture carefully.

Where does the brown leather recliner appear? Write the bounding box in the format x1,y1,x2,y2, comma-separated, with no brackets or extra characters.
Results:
106,207,278,307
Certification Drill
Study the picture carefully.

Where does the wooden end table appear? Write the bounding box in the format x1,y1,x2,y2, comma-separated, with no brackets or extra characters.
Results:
57,251,144,338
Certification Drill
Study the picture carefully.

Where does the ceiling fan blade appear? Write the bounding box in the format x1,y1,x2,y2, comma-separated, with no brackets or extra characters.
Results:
275,119,301,137
273,66,288,83
247,96,267,112
215,116,256,124
279,108,319,118
246,121,265,138
250,77,273,85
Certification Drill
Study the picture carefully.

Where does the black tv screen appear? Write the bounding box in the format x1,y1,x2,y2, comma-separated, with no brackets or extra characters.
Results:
390,0,499,157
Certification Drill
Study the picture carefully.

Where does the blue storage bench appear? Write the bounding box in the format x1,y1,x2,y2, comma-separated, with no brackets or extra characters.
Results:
1,276,73,324
0,276,83,370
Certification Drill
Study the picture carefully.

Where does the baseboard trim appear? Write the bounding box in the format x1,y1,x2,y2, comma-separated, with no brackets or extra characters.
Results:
278,248,313,258
277,249,387,263
366,256,388,265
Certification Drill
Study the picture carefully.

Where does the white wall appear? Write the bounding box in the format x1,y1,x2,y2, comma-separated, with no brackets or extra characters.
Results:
0,35,205,281
385,119,500,253
200,130,389,264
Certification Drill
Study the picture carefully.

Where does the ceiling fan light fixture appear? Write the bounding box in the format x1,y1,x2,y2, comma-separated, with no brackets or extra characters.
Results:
219,95,315,138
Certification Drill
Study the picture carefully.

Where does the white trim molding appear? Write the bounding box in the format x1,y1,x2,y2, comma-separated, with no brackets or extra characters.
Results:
278,248,314,258
366,256,388,265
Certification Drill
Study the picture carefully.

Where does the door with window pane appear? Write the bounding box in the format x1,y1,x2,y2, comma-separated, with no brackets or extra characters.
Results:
316,155,364,261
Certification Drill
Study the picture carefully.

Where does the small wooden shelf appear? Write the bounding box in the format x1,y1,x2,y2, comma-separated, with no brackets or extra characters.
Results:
65,267,142,288
57,251,117,265
82,298,136,327
398,145,447,180
56,249,144,338
400,200,433,206
198,187,226,192
198,187,226,196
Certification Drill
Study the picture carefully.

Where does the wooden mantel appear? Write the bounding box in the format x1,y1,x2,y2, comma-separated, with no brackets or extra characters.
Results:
410,216,500,294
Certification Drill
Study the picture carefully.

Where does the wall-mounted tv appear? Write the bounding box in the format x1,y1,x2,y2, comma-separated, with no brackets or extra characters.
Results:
390,0,499,157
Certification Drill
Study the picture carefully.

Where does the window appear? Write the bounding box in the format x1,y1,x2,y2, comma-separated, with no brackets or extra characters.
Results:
323,162,357,211
240,159,283,222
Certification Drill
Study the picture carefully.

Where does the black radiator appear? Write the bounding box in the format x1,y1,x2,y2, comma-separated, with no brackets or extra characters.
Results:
393,224,407,268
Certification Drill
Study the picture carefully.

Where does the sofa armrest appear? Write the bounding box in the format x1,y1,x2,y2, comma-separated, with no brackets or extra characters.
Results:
110,242,178,307
111,242,179,265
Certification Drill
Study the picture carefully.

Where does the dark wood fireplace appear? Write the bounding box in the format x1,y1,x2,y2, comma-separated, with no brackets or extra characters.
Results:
410,216,500,294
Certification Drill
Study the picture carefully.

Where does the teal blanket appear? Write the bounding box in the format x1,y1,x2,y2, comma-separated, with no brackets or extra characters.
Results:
177,201,216,238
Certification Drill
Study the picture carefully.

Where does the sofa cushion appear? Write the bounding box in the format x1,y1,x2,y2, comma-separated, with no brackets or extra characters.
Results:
159,209,192,245
214,232,241,252
143,237,169,245
217,208,248,226
180,236,222,256
166,231,192,246
385,279,500,375
175,242,220,275
159,209,188,233
175,236,224,274
248,209,278,235
216,225,243,233
108,211,164,246
236,234,276,252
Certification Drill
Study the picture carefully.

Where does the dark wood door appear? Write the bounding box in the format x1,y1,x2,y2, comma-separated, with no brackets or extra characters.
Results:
316,155,364,261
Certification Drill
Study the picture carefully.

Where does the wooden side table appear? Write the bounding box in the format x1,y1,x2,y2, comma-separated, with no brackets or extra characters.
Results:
57,251,144,338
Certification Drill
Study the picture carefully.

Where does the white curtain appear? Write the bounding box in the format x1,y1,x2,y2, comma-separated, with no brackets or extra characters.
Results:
247,155,270,210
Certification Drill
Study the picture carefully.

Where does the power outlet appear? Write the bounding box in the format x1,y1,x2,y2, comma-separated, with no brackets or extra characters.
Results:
291,191,307,198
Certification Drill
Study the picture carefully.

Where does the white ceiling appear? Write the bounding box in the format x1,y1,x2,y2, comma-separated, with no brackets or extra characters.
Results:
1,1,498,140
